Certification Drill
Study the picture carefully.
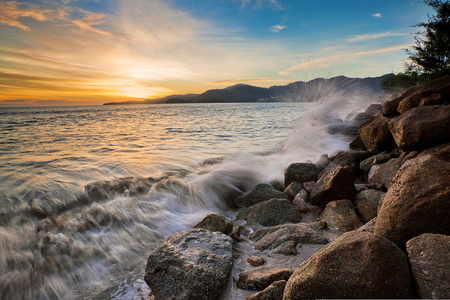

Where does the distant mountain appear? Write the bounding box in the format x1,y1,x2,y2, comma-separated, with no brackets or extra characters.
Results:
104,74,390,105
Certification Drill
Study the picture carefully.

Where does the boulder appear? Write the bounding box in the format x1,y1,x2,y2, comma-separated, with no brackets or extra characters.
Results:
359,152,393,174
382,84,425,116
330,151,372,174
144,229,234,300
283,231,414,299
397,88,432,114
359,115,395,152
420,93,444,106
245,280,286,300
310,164,356,207
234,183,288,208
284,163,318,187
283,182,303,199
355,189,385,222
368,157,402,190
320,200,361,231
250,223,329,255
236,267,293,291
349,134,366,151
388,104,450,151
237,199,301,226
374,155,450,249
193,213,233,235
406,233,450,299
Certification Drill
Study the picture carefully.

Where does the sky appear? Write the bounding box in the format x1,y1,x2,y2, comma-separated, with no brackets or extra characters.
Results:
0,0,433,106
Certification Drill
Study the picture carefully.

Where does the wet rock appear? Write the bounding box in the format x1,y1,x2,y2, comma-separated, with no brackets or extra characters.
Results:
349,134,366,151
144,228,234,300
307,205,322,217
310,164,356,207
234,184,288,208
193,213,233,235
283,231,414,299
320,200,360,232
302,181,315,193
359,152,392,174
247,256,265,267
283,182,303,199
292,194,309,213
245,280,286,300
330,151,372,175
314,154,331,173
84,177,154,202
359,115,395,152
237,199,301,227
284,163,318,187
250,223,329,255
388,104,450,151
355,189,385,222
375,155,450,249
406,233,450,299
229,226,245,242
368,157,402,190
236,267,293,291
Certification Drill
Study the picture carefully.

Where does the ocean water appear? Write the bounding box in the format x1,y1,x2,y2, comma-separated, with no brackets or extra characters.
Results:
0,96,379,299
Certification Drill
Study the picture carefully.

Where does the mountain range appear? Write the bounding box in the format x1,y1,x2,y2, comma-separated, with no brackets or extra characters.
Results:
103,74,391,105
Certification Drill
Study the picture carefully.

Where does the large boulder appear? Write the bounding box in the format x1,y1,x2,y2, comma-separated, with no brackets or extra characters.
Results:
193,213,233,235
249,223,329,255
284,163,318,187
310,164,356,207
237,199,301,227
355,189,385,222
382,84,425,116
359,115,395,152
374,155,450,249
320,200,361,231
144,229,234,300
406,233,450,299
236,267,293,291
388,104,450,151
234,184,288,208
368,157,402,190
283,231,414,299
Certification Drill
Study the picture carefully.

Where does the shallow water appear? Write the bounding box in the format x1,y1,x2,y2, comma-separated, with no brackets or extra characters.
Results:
0,95,379,299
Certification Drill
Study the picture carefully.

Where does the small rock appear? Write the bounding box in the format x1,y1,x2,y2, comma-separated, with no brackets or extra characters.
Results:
292,194,309,213
284,182,303,199
368,157,402,190
245,280,286,300
237,267,293,291
320,200,361,232
355,189,385,222
235,183,288,208
284,163,318,187
237,199,301,226
302,181,315,193
247,256,265,267
359,152,392,174
357,217,377,233
193,213,233,235
230,226,246,241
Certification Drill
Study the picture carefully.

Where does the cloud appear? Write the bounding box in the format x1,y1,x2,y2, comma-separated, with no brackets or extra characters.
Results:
69,10,113,36
232,0,283,10
0,1,67,31
372,13,383,18
347,31,409,43
271,24,286,32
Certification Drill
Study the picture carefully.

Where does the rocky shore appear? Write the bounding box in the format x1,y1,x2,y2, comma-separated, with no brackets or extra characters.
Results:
144,76,450,299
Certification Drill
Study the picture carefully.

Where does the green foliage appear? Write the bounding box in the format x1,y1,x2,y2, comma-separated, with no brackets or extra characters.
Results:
406,0,450,81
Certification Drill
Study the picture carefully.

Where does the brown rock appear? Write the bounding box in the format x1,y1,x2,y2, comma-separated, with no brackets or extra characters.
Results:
368,157,402,190
302,181,315,193
245,280,286,300
420,93,444,106
374,155,450,249
406,233,450,299
357,217,377,233
237,267,293,291
284,181,303,199
283,231,414,299
292,194,309,213
237,199,301,226
382,84,425,116
388,104,450,151
247,256,265,267
310,164,356,207
397,88,433,114
359,115,395,152
193,213,233,234
320,200,361,231
359,152,393,174
355,189,385,222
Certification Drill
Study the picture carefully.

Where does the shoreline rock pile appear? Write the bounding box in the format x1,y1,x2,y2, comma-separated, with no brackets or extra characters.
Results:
144,76,450,299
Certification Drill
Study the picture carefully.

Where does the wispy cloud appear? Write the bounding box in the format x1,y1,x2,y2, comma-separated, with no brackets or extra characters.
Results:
69,10,113,36
372,13,383,18
0,1,67,31
347,31,409,43
271,24,286,32
232,0,283,10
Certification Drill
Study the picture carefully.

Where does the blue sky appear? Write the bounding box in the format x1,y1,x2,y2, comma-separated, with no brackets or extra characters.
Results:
0,0,432,105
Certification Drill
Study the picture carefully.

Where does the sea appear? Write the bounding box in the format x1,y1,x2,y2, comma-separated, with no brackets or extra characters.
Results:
0,89,381,299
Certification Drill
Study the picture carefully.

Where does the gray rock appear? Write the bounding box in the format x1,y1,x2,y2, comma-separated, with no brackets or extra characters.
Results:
355,189,385,222
235,183,288,208
406,233,450,299
375,155,450,249
245,280,286,300
283,182,303,199
250,223,329,255
193,213,233,235
368,157,402,190
292,194,309,213
388,104,450,151
283,231,414,299
144,229,234,300
310,164,356,207
357,217,377,233
359,152,392,174
320,200,361,232
237,267,293,291
237,199,301,227
284,163,318,187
